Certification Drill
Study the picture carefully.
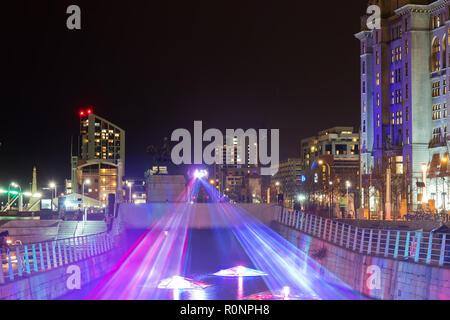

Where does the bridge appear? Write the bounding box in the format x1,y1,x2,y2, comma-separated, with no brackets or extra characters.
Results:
1,179,450,300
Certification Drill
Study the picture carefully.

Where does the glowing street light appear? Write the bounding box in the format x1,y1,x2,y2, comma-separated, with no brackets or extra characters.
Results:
346,181,351,218
127,181,133,203
9,182,23,211
49,182,57,211
82,179,91,207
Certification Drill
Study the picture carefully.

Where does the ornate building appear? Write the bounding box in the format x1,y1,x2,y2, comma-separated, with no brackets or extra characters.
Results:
356,0,450,216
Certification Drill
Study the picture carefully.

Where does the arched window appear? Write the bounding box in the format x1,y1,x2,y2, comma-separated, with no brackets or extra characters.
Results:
432,38,441,72
443,35,447,69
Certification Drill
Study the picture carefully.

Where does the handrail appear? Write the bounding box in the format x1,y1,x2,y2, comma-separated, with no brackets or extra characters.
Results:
0,231,114,284
277,208,450,268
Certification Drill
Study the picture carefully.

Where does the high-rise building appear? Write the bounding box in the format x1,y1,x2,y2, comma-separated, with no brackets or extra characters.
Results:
70,109,125,206
213,139,260,202
356,0,450,214
271,158,303,208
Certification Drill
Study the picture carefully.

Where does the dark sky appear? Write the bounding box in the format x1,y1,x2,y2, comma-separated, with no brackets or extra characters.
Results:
1,0,367,191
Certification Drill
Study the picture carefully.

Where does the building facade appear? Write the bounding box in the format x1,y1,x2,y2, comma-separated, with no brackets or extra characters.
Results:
213,139,261,203
356,0,450,214
300,127,360,168
271,158,303,208
70,109,125,207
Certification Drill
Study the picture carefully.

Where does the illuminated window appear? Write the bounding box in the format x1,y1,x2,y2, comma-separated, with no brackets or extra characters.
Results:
432,38,441,72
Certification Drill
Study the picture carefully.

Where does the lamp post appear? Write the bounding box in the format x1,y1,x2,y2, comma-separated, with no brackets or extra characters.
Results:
319,160,332,217
49,182,57,211
346,181,351,218
82,179,91,208
127,182,133,203
275,182,281,205
11,183,22,212
329,181,333,219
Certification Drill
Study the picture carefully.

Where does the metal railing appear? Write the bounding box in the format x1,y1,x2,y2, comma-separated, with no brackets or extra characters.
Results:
0,232,114,284
277,209,450,267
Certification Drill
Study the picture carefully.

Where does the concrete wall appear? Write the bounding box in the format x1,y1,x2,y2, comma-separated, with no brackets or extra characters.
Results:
275,223,450,300
335,219,441,232
0,249,119,300
119,203,281,230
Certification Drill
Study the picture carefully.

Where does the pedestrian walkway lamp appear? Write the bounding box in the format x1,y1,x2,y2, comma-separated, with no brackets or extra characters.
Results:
10,183,22,212
346,181,351,218
127,182,133,203
82,179,91,208
49,182,57,211
329,181,333,219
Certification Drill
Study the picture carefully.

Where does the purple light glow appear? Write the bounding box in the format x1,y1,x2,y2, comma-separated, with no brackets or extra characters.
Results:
158,276,212,290
213,266,268,277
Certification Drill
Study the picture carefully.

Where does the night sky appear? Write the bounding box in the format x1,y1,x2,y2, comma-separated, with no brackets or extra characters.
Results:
1,0,367,190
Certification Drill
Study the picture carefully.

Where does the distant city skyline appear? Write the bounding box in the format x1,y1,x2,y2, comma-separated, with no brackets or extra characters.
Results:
1,1,365,189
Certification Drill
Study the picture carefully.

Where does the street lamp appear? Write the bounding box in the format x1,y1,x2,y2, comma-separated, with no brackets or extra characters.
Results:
10,183,23,211
329,181,333,219
82,179,91,208
127,182,133,203
319,160,332,217
346,181,351,218
49,182,57,211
